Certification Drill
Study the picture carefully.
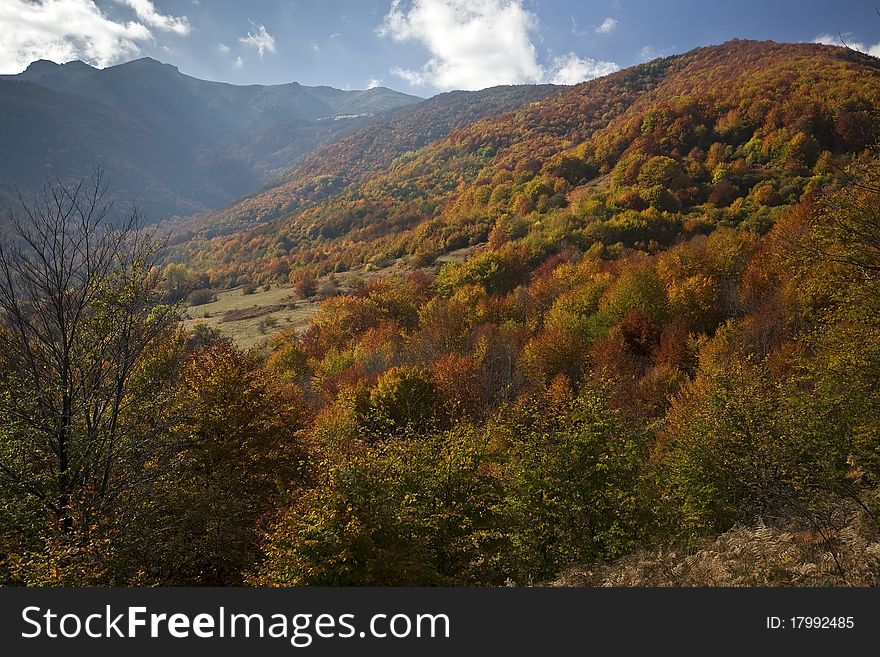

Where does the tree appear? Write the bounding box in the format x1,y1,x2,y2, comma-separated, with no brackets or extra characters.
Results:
637,155,687,190
147,341,305,584
252,427,502,586
291,269,317,298
500,386,647,582
0,172,177,539
790,162,880,281
657,351,853,538
708,177,741,207
361,366,439,437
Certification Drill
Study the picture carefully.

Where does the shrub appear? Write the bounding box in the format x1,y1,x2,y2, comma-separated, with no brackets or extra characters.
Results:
362,366,439,437
187,288,214,306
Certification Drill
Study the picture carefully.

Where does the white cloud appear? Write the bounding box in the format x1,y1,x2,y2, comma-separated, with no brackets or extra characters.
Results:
366,77,382,89
329,32,343,39
813,33,880,57
378,0,617,90
550,53,618,85
239,22,276,58
113,0,189,35
595,17,617,34
0,0,191,74
233,55,244,69
379,0,543,90
0,0,156,73
216,42,230,55
638,46,658,60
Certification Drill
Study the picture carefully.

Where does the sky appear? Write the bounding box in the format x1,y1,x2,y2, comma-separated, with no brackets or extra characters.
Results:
1,0,879,94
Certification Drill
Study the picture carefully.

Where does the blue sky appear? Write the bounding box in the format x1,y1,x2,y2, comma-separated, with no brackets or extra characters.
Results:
2,1,879,94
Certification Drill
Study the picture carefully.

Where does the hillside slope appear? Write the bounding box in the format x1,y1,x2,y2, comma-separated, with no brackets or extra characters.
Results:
6,40,880,588
181,40,880,285
173,84,559,239
234,41,880,587
0,80,213,216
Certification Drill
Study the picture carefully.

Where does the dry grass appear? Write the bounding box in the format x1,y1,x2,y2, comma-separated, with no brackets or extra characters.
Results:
179,258,442,349
550,515,880,587
434,244,487,264
182,286,321,349
178,260,403,348
184,285,300,317
219,304,290,323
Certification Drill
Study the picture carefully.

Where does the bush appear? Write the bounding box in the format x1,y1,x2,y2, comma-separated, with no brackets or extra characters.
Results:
292,271,317,298
317,280,338,299
251,428,502,585
187,288,214,306
657,359,853,537
361,366,439,437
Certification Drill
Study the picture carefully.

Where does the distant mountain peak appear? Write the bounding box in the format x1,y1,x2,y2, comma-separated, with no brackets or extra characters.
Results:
25,59,97,71
1,55,424,223
23,59,60,73
122,57,180,73
61,60,97,70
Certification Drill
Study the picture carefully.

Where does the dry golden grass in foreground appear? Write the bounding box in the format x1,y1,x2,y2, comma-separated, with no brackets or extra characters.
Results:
551,514,880,587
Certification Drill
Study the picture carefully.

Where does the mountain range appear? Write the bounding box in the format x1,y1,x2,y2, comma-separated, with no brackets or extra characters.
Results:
0,58,421,219
172,83,559,239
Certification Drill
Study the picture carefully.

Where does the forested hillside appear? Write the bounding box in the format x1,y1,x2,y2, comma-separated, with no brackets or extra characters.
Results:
178,40,880,286
172,84,558,239
2,40,880,586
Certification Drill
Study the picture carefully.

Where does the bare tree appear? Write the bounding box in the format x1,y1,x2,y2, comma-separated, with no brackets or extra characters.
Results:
0,171,178,533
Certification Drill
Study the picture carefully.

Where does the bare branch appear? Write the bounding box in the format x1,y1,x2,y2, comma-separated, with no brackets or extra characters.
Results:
0,175,180,533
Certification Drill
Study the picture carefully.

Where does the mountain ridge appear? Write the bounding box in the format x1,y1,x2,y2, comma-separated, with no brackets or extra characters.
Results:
171,83,561,240
0,57,423,220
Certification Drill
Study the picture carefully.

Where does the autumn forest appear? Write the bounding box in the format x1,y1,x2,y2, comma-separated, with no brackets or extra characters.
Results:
2,39,880,587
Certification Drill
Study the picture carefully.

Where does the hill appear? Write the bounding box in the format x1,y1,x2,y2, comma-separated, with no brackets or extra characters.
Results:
179,40,880,286
230,40,880,587
0,58,421,220
171,84,559,239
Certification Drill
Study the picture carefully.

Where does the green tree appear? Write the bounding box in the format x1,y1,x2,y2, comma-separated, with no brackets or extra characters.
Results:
500,386,647,582
600,264,670,325
657,350,853,537
362,366,440,437
638,155,687,190
252,427,502,585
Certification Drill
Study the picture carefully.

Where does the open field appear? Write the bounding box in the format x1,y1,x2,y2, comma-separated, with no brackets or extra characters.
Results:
179,249,472,348
182,285,321,349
